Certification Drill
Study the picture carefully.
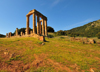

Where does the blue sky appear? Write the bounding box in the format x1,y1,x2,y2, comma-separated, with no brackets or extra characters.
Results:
0,0,100,35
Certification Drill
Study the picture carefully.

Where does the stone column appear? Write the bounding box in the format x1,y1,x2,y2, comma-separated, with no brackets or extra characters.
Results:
25,29,27,35
21,32,23,36
10,32,12,37
37,15,40,35
23,33,25,35
30,31,33,34
33,13,36,34
8,33,9,38
39,21,42,35
9,32,11,38
16,28,18,36
6,33,8,38
45,20,47,36
26,15,29,35
42,19,45,36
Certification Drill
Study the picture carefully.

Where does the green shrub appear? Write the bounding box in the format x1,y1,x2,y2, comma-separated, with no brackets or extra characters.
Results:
54,30,66,36
37,42,43,44
96,32,100,39
48,34,54,38
86,35,91,38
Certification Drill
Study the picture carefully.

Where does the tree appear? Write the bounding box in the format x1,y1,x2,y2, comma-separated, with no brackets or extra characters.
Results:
96,32,100,39
47,26,54,32
0,34,5,38
13,28,33,36
55,30,66,36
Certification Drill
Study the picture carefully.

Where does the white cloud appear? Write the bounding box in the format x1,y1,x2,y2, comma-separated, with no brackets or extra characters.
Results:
65,18,94,30
51,0,61,7
40,3,45,6
72,18,93,26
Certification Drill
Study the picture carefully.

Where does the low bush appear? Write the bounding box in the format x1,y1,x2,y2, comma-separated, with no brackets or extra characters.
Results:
48,34,54,38
96,32,100,39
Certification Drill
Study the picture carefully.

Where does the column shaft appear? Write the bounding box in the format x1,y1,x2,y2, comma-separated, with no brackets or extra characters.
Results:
39,21,42,35
45,20,47,36
37,15,40,35
33,13,36,34
21,32,23,36
42,19,45,36
6,33,8,38
16,28,18,36
26,16,29,35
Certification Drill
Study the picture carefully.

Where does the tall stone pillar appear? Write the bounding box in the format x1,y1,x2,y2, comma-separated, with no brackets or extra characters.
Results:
6,33,8,38
21,32,23,36
39,21,42,35
45,20,47,36
8,33,9,38
42,19,45,36
9,32,11,38
16,28,18,36
37,15,40,35
33,13,36,34
26,15,29,35
30,31,33,34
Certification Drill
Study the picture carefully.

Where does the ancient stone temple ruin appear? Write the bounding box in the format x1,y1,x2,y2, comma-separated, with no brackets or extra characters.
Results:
26,9,47,36
6,9,48,41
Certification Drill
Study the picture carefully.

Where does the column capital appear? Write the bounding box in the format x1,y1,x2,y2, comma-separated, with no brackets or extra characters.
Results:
26,15,30,17
33,12,36,14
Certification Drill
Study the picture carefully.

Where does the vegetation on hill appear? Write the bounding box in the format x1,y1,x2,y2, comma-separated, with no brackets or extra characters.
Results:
47,26,55,32
68,19,100,37
12,26,54,36
96,32,100,39
0,34,5,38
55,19,100,38
13,28,33,35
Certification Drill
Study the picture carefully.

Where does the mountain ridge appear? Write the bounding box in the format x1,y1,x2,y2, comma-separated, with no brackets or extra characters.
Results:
67,19,100,37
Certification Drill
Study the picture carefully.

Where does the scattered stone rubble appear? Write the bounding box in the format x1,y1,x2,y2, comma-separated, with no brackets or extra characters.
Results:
70,37,96,44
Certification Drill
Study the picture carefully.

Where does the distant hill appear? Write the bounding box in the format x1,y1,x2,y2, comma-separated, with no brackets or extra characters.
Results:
67,19,100,37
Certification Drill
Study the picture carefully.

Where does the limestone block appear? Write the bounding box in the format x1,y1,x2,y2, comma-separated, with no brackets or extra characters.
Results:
39,36,45,41
4,52,9,55
89,39,95,44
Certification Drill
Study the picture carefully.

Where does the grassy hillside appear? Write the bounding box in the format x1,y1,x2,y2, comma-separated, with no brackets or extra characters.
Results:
68,19,100,37
0,37,100,72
